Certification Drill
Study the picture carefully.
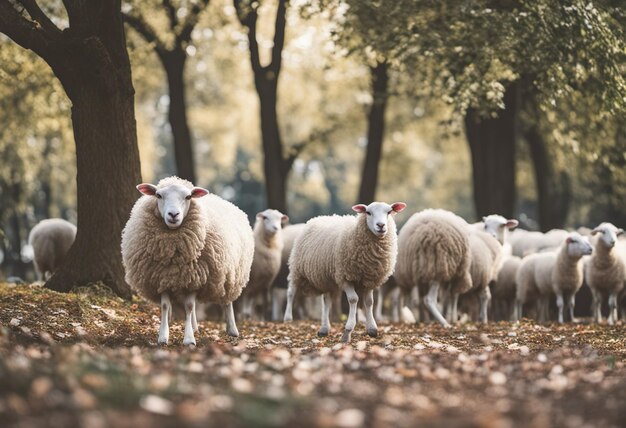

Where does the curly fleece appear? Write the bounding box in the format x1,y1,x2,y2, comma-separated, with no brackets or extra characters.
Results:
121,177,254,305
288,214,397,296
395,209,471,294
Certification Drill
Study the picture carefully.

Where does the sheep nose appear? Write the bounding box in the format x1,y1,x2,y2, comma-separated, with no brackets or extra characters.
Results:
168,212,180,220
376,222,385,229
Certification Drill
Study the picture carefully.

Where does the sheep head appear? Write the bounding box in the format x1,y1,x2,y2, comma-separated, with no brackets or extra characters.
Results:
352,202,406,238
137,181,208,230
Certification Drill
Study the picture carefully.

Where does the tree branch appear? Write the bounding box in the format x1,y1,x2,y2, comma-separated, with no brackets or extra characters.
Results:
16,0,62,37
284,122,340,172
162,0,178,30
0,0,54,57
234,0,262,74
269,0,287,74
177,0,210,45
122,13,168,57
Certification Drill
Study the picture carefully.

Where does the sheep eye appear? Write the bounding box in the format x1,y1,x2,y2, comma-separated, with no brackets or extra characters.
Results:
156,193,162,199
366,211,372,216
185,195,192,200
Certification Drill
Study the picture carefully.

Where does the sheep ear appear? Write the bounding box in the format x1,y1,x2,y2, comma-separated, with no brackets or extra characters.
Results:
391,202,407,213
482,216,487,222
191,187,209,198
566,236,573,244
136,183,157,196
352,204,367,213
617,228,624,236
506,219,519,229
256,212,265,219
591,228,601,235
281,215,289,223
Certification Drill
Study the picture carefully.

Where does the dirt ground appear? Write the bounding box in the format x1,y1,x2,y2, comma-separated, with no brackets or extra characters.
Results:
0,283,624,428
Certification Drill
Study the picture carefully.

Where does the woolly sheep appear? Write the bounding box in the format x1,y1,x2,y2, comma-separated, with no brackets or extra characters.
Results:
515,232,592,323
395,209,471,327
284,201,406,343
28,218,76,280
121,176,254,346
491,256,522,321
584,223,625,324
241,209,288,320
271,223,305,320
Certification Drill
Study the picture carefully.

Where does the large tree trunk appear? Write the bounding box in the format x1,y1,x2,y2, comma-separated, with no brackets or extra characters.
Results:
257,80,288,213
524,126,571,231
357,61,389,204
464,82,519,220
163,51,196,183
46,84,141,297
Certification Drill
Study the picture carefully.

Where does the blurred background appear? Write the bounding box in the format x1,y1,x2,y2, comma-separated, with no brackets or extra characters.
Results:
0,0,624,281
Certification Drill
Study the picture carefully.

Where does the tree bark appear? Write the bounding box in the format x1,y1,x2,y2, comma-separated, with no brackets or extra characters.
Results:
236,0,289,214
162,51,196,183
357,61,389,204
464,82,519,220
0,1,142,297
524,125,571,231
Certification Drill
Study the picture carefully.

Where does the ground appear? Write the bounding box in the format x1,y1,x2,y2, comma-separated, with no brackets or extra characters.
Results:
0,283,624,428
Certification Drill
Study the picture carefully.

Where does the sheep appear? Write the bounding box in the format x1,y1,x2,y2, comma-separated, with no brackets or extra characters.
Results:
28,218,76,280
491,256,522,321
241,209,288,320
284,201,406,343
121,176,254,346
395,209,472,327
584,223,625,324
515,232,592,323
271,223,305,321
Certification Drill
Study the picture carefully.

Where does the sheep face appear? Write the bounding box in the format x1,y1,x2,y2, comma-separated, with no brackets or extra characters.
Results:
256,209,288,237
352,202,406,237
482,214,518,245
565,233,593,257
592,222,623,249
137,183,209,229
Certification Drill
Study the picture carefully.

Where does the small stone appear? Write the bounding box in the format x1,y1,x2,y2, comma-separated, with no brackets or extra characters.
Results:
139,394,174,415
335,408,365,428
489,371,507,385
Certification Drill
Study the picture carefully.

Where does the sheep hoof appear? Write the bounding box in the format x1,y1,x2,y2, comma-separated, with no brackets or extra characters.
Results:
157,337,169,346
183,337,196,346
317,329,328,337
283,316,293,323
366,327,378,338
340,329,352,343
227,329,239,338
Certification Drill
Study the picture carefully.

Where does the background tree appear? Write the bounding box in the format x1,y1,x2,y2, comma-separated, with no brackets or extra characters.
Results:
123,0,211,183
0,0,142,297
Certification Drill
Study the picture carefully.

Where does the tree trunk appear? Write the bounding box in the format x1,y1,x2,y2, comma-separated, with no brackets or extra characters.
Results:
257,80,288,213
464,82,519,220
357,61,389,204
163,51,196,184
524,126,571,231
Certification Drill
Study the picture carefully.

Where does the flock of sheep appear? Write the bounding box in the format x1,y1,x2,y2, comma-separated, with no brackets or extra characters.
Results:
26,176,626,345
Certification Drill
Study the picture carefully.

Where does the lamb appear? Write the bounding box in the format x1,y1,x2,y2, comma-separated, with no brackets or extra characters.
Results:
515,232,592,323
395,209,472,327
121,176,254,346
241,209,288,320
584,223,625,324
28,218,76,280
284,201,406,343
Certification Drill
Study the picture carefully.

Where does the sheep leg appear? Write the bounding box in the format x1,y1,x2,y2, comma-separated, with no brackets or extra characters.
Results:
479,286,491,323
513,299,523,321
284,279,295,322
424,282,451,328
224,302,239,337
556,292,564,324
183,293,197,346
158,292,172,345
410,286,420,321
568,293,576,323
272,288,286,321
341,285,359,343
608,293,618,325
364,289,378,337
450,292,459,324
390,287,401,322
375,288,384,321
591,289,602,323
318,293,332,337
242,296,254,320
